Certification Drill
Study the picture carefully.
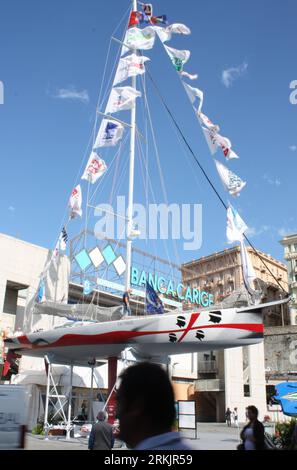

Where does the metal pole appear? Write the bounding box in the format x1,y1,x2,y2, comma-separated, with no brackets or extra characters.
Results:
44,356,51,440
88,365,94,421
125,0,138,291
66,364,73,440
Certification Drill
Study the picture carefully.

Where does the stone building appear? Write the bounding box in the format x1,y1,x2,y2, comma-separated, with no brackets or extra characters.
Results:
280,233,297,325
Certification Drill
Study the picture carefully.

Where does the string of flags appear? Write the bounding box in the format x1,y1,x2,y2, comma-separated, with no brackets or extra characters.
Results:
40,2,255,303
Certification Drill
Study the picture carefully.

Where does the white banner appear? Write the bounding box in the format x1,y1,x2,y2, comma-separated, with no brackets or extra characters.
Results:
81,152,107,184
113,53,150,86
94,119,124,148
69,184,82,218
121,27,156,56
105,86,141,114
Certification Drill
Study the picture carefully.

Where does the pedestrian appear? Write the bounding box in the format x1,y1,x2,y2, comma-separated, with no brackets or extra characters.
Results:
88,411,114,450
116,362,193,450
238,405,265,450
289,421,297,450
233,407,239,427
225,407,232,427
81,400,87,420
123,288,132,316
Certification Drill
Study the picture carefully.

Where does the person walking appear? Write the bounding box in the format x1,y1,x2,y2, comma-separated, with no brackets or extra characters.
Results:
233,407,239,427
239,405,265,450
122,289,132,316
225,407,232,427
88,411,114,450
116,362,193,450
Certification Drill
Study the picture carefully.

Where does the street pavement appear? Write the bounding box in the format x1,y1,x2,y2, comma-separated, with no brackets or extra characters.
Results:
25,423,241,450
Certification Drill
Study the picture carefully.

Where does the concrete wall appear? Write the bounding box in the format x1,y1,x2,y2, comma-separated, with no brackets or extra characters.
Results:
264,326,297,374
224,343,267,422
0,233,70,334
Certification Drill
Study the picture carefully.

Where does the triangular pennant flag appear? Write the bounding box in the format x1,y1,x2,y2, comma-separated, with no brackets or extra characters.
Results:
154,23,191,43
164,45,190,72
197,111,220,132
179,71,198,80
214,159,246,196
226,205,248,243
202,127,218,155
182,81,203,112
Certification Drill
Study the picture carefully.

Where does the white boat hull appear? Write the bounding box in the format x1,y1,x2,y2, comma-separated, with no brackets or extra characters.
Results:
4,304,267,364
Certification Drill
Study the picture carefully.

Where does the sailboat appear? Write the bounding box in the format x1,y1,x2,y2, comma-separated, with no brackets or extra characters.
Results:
4,1,288,385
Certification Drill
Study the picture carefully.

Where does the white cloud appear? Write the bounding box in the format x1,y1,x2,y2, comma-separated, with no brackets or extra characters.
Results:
263,174,281,187
278,227,297,237
246,225,271,238
289,145,297,152
8,206,15,213
53,85,89,104
221,62,248,88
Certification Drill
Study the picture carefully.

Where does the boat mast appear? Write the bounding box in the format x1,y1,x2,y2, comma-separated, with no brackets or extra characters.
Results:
125,0,138,291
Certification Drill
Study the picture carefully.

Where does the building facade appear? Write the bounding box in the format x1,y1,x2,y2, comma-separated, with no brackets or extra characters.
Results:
0,233,294,428
280,233,297,325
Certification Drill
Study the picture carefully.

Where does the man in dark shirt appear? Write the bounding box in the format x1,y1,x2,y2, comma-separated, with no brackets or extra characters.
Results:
123,288,132,316
88,411,114,450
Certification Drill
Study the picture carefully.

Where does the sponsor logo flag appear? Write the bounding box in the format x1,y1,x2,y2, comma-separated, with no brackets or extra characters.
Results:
145,281,164,314
36,279,46,303
122,27,156,56
81,152,107,184
69,184,83,218
105,86,141,114
113,53,150,86
94,119,124,148
164,45,190,72
154,23,191,43
226,204,248,243
197,111,220,132
214,159,246,196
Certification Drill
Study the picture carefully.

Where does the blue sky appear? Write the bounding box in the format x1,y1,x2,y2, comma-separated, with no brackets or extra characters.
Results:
0,0,296,267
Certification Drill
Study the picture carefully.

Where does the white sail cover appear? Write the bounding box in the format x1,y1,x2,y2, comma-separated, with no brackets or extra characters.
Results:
214,159,246,196
226,205,248,243
94,119,124,148
113,53,150,86
164,45,190,72
182,81,203,112
240,239,257,293
121,27,156,56
105,86,141,114
154,23,191,43
69,185,82,218
81,152,107,184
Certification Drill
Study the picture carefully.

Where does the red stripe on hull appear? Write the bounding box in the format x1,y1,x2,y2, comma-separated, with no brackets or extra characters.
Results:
18,322,263,351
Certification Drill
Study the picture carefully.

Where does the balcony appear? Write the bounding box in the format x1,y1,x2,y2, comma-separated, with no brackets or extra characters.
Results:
194,378,225,392
285,252,297,260
198,361,218,374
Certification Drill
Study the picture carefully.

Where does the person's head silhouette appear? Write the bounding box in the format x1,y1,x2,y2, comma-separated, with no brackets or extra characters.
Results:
116,362,176,448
